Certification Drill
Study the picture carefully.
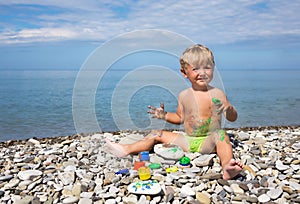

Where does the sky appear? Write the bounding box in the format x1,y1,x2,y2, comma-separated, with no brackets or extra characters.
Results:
0,0,299,70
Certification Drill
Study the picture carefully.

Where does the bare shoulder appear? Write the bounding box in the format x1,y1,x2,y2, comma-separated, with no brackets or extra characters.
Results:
209,87,226,98
179,88,193,98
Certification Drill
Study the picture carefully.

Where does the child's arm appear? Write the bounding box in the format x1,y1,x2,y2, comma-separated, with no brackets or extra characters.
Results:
164,102,183,124
148,102,183,124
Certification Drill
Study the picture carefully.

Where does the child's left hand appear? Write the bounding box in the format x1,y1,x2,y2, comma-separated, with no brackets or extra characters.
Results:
215,100,233,115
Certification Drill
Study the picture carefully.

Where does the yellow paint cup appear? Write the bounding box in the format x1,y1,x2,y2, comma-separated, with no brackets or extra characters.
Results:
138,167,151,180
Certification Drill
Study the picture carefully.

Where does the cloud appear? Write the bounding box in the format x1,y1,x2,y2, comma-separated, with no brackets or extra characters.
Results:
0,28,78,43
0,0,299,45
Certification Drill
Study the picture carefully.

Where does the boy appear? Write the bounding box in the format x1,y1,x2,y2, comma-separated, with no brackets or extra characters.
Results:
106,44,243,180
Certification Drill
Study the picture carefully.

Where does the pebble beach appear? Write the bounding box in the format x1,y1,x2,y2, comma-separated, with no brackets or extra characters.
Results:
0,126,299,204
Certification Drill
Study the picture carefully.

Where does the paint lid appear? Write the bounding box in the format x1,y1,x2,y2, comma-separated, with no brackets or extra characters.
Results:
149,163,161,169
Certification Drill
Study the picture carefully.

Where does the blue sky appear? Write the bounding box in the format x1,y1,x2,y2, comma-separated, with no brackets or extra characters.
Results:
0,1,299,70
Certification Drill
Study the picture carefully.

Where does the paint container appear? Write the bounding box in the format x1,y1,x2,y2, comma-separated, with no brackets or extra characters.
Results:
138,167,151,180
139,151,150,161
134,161,145,170
115,168,129,175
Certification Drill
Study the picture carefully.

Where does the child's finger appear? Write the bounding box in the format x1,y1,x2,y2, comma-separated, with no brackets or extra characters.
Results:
148,109,155,113
148,105,156,110
160,103,164,109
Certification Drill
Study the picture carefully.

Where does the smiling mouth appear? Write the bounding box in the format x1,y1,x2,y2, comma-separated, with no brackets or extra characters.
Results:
197,78,207,81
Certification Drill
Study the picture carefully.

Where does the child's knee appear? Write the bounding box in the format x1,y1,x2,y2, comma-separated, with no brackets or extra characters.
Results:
216,130,230,144
210,130,230,144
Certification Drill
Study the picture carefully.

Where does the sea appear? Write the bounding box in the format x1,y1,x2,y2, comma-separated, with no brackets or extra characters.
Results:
0,69,299,142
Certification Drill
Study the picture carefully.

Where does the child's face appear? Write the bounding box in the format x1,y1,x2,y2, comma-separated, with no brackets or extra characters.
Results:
182,62,214,88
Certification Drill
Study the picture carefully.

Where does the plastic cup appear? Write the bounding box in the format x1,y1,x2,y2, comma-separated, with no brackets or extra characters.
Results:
138,167,151,180
134,161,145,170
139,151,150,161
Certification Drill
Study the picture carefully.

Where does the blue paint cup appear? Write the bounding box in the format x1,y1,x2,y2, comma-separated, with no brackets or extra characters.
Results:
139,151,150,161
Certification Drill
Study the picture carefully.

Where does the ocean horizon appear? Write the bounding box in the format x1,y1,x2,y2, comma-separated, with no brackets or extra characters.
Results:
0,69,299,142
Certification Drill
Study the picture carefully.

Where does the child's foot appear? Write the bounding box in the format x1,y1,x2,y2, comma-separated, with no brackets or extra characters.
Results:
105,139,128,158
223,159,243,180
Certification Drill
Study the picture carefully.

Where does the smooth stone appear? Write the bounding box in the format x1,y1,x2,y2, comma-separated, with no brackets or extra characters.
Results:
149,155,164,164
105,199,116,204
291,164,300,171
267,188,283,200
182,167,201,173
217,179,229,186
72,183,81,196
78,198,92,204
291,142,300,150
238,132,250,141
233,195,258,203
246,196,259,203
165,186,175,203
0,190,4,197
199,173,222,180
127,180,161,195
58,172,75,185
123,194,138,203
28,138,40,145
230,183,244,195
218,189,227,198
62,196,79,204
178,178,189,184
276,160,289,171
289,181,300,190
238,183,249,191
254,136,266,144
223,186,233,193
180,185,195,196
260,176,268,187
282,186,294,194
4,178,20,188
80,192,94,199
194,183,206,192
0,175,14,182
153,144,184,160
194,154,216,167
196,192,210,204
17,170,42,180
137,195,147,204
91,133,103,140
258,194,270,203
291,198,300,203
152,196,161,203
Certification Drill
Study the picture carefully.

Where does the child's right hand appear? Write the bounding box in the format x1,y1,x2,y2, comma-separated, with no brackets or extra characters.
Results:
147,103,166,119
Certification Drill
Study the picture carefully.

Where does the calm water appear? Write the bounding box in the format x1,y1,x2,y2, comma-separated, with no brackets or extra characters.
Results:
0,69,299,141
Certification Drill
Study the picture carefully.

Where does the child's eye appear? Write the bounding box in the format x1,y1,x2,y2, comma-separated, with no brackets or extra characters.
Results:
192,67,200,71
204,66,211,69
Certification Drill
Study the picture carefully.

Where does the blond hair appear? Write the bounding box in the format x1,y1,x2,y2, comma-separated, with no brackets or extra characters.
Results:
180,44,215,70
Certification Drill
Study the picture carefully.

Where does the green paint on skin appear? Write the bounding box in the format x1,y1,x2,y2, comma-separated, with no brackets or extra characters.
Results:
212,98,221,105
192,117,212,137
219,130,225,142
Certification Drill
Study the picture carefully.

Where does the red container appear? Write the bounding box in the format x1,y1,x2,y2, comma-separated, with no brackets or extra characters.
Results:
134,161,145,170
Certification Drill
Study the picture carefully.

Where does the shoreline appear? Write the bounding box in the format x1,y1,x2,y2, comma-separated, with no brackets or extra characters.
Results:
1,125,299,145
0,125,299,203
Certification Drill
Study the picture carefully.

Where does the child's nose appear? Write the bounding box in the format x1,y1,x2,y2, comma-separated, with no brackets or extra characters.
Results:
197,68,206,75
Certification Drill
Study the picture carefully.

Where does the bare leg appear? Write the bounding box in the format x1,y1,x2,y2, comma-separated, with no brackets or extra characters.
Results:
214,132,243,180
106,130,188,158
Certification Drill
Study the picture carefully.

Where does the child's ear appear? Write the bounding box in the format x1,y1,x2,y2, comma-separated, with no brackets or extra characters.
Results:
180,67,187,78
